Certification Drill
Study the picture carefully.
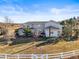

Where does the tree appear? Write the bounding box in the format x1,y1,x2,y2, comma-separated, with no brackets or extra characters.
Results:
24,28,33,37
60,17,77,41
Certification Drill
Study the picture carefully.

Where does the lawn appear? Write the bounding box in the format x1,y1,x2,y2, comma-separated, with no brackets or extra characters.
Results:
0,39,79,54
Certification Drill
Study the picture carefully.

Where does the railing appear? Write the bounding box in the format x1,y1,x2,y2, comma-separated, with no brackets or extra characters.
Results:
0,49,79,59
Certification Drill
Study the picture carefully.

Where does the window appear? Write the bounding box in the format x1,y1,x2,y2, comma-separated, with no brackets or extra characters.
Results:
58,31,60,36
50,32,53,34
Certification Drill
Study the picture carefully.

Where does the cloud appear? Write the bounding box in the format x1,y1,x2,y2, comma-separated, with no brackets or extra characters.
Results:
50,6,79,21
0,4,79,23
51,6,79,15
0,5,27,23
0,4,55,23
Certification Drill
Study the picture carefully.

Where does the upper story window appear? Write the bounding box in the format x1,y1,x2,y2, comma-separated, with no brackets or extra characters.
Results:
58,31,60,36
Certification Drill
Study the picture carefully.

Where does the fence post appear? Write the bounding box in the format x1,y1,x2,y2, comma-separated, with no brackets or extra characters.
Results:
31,54,38,59
5,54,7,59
46,54,48,59
31,54,33,59
17,54,20,59
60,53,63,59
73,50,76,56
40,54,45,59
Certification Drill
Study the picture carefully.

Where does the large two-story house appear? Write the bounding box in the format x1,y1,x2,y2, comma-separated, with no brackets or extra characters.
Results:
23,20,62,37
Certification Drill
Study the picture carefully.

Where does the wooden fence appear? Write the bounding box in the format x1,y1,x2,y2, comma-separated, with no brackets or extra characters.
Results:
0,49,79,59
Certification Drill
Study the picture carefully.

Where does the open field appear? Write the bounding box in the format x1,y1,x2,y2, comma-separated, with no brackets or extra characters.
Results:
0,39,79,54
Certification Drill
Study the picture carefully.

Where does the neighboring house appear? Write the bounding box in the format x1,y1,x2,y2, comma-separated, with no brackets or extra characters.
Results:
23,20,62,37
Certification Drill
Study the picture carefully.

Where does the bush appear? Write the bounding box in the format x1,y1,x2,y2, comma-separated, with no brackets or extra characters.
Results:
24,28,33,37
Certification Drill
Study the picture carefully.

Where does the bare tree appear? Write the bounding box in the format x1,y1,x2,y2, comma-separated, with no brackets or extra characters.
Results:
4,16,13,23
4,16,14,45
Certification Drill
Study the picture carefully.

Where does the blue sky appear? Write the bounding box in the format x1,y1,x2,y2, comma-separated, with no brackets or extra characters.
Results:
0,0,79,23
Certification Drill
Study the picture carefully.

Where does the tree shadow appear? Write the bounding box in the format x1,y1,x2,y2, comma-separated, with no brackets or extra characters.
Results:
11,37,35,45
35,37,60,47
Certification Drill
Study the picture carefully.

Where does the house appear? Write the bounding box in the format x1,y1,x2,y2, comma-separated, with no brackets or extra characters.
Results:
45,20,62,37
23,20,62,37
23,21,46,36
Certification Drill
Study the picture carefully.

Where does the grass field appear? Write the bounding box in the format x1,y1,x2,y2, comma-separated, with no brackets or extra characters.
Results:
0,39,79,54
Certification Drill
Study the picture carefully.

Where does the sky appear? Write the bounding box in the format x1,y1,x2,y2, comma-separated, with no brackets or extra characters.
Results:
0,0,79,23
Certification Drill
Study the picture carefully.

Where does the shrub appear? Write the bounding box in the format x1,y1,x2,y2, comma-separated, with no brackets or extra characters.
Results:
24,28,33,37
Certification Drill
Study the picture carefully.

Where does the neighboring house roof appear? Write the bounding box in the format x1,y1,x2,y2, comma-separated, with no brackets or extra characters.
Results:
24,21,47,25
25,21,47,23
25,20,59,24
24,20,60,24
